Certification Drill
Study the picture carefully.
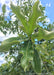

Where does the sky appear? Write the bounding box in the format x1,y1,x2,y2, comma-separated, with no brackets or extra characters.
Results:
0,0,54,65
41,0,54,23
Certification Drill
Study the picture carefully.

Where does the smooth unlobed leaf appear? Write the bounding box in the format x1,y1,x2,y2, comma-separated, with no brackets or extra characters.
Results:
2,4,6,15
10,3,30,35
28,0,42,34
32,29,54,41
0,37,28,52
20,40,34,71
44,30,54,40
32,49,41,73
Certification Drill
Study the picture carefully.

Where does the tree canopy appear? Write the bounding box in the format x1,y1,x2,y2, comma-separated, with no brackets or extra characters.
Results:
0,0,54,75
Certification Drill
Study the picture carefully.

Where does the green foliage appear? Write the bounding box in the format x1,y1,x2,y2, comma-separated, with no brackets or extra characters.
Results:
20,40,34,71
2,4,6,15
32,49,41,73
10,2,29,35
10,0,54,39
0,0,54,74
32,28,54,41
10,0,42,36
0,37,28,52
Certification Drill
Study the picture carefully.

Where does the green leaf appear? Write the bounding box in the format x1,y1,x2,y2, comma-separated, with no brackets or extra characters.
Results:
2,4,6,15
10,0,42,36
36,44,49,55
32,29,54,41
31,28,46,41
10,3,29,35
44,30,54,40
28,0,42,34
20,40,34,71
0,37,28,52
32,49,41,73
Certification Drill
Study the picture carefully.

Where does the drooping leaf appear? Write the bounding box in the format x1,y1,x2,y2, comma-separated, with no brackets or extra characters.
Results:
32,49,41,73
20,40,34,71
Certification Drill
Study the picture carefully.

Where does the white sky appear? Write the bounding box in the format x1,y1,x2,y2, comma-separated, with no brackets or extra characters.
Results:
0,56,6,66
46,3,51,7
0,32,17,41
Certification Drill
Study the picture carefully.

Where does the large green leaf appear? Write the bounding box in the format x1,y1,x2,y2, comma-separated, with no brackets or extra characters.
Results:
44,30,54,40
28,0,42,34
32,49,41,73
20,40,34,71
0,37,28,52
10,2,30,35
32,29,54,41
10,0,42,36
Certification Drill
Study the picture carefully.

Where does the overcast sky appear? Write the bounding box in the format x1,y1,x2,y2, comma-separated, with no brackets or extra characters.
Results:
0,0,54,65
